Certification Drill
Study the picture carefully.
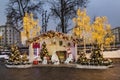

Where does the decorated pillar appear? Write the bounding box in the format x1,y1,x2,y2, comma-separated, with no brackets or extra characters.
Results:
33,42,40,57
71,43,76,61
29,43,34,62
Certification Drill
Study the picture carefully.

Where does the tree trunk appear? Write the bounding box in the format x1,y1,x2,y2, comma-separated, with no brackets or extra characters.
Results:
61,0,65,33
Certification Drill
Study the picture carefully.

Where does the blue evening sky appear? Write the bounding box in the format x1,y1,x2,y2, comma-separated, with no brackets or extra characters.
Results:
0,0,120,28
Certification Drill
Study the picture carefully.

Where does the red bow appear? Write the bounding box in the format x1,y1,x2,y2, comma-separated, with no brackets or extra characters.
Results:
33,43,40,48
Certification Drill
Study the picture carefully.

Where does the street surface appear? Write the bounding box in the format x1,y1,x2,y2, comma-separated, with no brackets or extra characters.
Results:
0,61,120,80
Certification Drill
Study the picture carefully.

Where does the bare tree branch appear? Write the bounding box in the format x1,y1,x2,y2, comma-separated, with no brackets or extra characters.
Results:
48,0,89,33
6,0,43,28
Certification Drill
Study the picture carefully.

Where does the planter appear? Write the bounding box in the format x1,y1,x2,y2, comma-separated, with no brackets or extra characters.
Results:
5,64,32,68
76,64,113,69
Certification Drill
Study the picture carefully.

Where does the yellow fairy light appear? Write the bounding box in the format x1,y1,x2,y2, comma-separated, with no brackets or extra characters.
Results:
21,12,41,44
77,9,81,17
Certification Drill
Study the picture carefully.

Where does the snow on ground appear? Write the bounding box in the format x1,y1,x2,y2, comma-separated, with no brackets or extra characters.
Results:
0,55,9,59
86,50,120,59
103,50,120,58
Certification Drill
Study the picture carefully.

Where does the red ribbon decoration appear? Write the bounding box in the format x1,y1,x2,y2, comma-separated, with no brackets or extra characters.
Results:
33,43,40,48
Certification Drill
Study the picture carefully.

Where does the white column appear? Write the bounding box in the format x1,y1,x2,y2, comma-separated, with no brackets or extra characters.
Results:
29,43,34,62
37,48,39,57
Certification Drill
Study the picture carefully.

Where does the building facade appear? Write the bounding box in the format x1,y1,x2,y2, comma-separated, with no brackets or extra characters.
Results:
0,16,21,47
112,27,120,45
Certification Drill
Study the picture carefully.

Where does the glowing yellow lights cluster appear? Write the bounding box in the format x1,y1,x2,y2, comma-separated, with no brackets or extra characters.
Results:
91,17,107,45
73,8,91,37
21,12,40,39
91,16,114,48
73,8,114,49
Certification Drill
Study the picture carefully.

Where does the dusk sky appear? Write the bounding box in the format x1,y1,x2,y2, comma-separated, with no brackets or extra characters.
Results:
0,0,120,29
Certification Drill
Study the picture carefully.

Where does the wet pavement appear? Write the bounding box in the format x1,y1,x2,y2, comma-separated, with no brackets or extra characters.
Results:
0,62,120,80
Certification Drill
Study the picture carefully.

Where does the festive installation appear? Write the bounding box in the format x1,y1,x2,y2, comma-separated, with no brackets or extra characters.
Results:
77,49,112,65
7,45,29,65
27,31,77,64
24,8,114,68
4,7,115,69
73,8,113,66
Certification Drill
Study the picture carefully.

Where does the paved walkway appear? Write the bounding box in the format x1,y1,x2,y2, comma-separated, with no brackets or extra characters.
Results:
32,63,76,68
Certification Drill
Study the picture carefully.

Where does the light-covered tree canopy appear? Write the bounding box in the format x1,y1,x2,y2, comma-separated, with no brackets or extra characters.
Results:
21,12,40,40
73,8,114,50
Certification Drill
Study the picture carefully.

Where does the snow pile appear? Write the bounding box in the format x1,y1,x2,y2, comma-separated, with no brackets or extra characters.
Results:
85,50,120,59
103,50,120,58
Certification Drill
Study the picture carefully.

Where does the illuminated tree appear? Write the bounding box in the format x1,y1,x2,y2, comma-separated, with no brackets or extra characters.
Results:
73,8,91,53
91,17,106,49
40,42,49,60
104,24,115,49
73,9,114,53
21,52,29,63
8,45,21,64
21,12,41,40
91,17,114,51
8,45,29,64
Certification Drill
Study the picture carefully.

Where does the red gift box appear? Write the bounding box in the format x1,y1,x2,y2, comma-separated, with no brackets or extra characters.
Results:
33,60,38,65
